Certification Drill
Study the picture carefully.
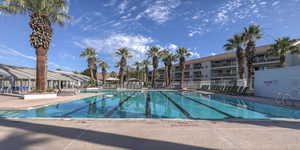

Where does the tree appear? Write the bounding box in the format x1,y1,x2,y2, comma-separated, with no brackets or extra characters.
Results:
111,71,117,78
176,47,191,89
224,34,245,80
134,61,141,80
141,59,150,84
166,53,177,86
115,47,132,86
159,50,176,87
241,25,262,89
268,37,300,66
98,60,110,85
80,48,97,80
0,0,70,92
147,46,161,88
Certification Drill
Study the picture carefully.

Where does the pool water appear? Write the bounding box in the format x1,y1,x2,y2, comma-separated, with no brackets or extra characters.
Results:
1,90,300,119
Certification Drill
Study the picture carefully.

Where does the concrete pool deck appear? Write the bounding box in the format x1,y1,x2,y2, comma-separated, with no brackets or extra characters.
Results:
0,93,101,110
0,118,300,150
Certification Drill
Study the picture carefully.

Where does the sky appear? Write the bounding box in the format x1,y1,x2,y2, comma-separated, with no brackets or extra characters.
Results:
0,0,300,72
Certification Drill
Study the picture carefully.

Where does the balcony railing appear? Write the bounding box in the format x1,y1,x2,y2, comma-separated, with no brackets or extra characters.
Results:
212,73,236,78
212,63,237,68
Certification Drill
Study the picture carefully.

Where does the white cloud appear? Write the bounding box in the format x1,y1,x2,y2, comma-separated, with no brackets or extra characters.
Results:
188,0,281,37
190,51,200,58
168,44,178,51
118,0,129,14
136,0,181,24
272,1,280,6
0,44,72,71
75,33,154,64
104,0,117,7
0,44,36,61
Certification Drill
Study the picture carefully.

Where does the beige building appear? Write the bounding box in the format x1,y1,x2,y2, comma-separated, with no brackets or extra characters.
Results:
153,44,299,84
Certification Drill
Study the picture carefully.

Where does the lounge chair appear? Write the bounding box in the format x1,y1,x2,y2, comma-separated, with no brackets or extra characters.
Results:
241,87,249,96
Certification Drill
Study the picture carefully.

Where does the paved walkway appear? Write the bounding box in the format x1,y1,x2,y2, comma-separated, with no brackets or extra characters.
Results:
0,93,100,110
0,119,299,150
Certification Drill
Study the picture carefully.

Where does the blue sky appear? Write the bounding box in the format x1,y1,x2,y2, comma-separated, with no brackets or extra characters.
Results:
0,0,300,72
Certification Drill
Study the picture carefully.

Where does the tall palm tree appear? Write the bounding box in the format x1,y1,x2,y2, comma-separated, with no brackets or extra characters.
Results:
98,61,110,85
242,25,262,89
80,48,97,80
134,61,141,80
115,47,132,86
159,50,169,87
224,34,245,80
268,37,300,66
159,50,176,87
176,47,191,89
0,0,70,92
147,46,161,88
166,53,177,86
141,59,150,83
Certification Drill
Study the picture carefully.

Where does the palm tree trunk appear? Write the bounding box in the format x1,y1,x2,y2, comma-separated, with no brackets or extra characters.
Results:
236,49,244,79
119,67,124,86
89,67,94,80
102,70,106,85
36,47,47,91
168,65,172,86
164,65,168,87
152,68,156,88
145,67,148,86
245,42,255,89
45,52,48,90
180,65,184,89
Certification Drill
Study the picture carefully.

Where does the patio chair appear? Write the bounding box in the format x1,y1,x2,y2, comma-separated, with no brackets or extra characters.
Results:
235,86,243,96
230,86,238,95
224,86,232,95
241,87,249,96
220,86,226,93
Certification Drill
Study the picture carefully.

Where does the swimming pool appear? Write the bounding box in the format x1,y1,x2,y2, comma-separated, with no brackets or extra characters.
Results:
1,90,300,119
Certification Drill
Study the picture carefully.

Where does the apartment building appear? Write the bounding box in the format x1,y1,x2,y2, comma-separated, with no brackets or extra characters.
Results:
153,45,284,83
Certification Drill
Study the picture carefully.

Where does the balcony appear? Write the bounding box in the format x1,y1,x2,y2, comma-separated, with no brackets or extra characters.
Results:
212,62,237,69
254,57,280,65
212,73,237,79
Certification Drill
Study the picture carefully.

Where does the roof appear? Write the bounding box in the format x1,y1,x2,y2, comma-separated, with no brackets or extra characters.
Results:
0,64,90,81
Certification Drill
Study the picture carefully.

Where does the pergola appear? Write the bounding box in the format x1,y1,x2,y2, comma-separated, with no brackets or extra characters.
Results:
0,64,90,89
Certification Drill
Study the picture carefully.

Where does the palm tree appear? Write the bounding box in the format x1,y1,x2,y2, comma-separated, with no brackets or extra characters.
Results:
176,47,191,89
224,34,245,80
166,53,177,86
268,37,300,66
115,47,132,86
0,0,70,92
111,71,117,78
147,46,161,88
242,25,262,89
159,50,176,87
80,48,97,80
134,61,141,80
98,61,110,85
141,59,150,83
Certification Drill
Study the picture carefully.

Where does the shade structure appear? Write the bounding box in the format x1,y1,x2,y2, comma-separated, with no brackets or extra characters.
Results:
106,77,119,81
128,78,140,82
0,64,90,89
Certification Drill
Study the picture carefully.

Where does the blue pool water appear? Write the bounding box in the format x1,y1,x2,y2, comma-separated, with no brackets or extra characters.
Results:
1,90,300,119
